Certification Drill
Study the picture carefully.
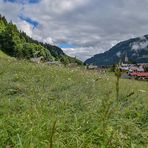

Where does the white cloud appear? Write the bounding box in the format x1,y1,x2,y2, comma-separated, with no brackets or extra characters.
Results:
0,1,21,22
43,37,55,45
46,0,88,14
131,35,148,51
116,51,121,58
1,0,148,60
17,21,33,37
131,40,148,51
62,46,103,61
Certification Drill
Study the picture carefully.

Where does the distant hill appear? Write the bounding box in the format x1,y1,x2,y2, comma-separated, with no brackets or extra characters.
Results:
85,35,148,66
0,14,83,65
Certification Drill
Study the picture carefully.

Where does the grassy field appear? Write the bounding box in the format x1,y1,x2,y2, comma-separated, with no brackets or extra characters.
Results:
0,51,148,147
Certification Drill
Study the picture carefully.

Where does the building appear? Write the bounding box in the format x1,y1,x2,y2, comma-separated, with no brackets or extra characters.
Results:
46,61,61,65
30,56,43,63
87,64,98,70
124,53,128,63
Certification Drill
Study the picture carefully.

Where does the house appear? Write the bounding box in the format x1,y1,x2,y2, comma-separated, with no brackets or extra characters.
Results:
68,63,78,67
130,72,148,80
137,65,145,72
30,56,43,63
87,64,98,70
120,66,129,71
129,65,145,72
46,61,61,66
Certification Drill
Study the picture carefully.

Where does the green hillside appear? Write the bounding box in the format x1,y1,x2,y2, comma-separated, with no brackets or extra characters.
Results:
0,57,147,147
0,15,83,65
0,50,10,58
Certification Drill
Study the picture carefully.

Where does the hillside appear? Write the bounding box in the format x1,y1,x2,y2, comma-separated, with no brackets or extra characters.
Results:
0,50,12,58
0,56,148,147
85,35,148,66
0,15,82,65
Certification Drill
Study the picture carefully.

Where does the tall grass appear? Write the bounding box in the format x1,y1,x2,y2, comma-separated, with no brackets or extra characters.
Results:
49,120,57,148
0,57,148,147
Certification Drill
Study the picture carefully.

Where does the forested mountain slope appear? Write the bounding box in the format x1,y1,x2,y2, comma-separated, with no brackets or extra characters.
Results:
0,15,82,65
85,35,148,66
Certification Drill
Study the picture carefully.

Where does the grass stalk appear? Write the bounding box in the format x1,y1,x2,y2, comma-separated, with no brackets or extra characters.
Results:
49,120,57,148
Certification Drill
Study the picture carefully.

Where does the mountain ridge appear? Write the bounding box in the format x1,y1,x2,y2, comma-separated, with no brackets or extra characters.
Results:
0,14,83,65
85,35,148,66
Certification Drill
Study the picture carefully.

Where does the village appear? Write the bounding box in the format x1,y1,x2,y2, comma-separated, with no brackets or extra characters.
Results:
120,63,148,80
87,54,148,80
29,51,148,80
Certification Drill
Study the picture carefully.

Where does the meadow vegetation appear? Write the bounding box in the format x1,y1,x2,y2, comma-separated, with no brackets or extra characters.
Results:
0,52,148,147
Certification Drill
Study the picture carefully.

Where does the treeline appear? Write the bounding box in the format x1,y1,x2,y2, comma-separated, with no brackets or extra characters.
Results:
0,14,83,65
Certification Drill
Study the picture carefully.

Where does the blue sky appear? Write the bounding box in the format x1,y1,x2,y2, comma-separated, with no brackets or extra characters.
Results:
59,43,76,49
19,14,39,28
4,0,40,4
5,0,40,28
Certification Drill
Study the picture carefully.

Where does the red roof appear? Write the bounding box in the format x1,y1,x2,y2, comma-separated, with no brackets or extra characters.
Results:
131,72,148,77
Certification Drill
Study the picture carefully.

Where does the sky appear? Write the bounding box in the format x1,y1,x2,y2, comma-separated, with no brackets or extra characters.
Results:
1,0,148,61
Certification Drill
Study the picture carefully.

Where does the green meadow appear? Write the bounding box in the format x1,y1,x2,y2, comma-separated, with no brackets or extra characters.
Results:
0,51,148,147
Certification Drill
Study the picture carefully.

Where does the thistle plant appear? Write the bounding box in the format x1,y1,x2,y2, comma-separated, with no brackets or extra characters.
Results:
115,65,122,105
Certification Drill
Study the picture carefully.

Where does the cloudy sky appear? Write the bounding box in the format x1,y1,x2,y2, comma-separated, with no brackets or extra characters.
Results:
1,0,148,61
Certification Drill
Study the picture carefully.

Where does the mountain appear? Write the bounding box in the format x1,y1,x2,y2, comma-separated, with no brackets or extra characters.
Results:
0,15,83,65
85,35,148,66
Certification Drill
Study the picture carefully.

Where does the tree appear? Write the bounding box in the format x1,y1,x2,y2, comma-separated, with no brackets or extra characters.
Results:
144,65,148,72
61,56,69,66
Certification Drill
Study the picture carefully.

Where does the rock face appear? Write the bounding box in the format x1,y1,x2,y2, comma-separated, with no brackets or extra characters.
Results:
85,35,148,66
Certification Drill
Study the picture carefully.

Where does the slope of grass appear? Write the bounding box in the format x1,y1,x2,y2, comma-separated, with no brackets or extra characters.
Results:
0,57,148,147
0,50,11,58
